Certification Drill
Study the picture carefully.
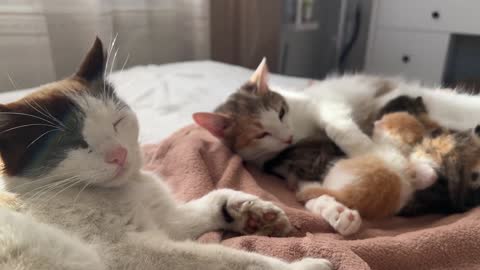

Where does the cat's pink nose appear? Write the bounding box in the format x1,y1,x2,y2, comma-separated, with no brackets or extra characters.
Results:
105,146,128,167
285,136,293,145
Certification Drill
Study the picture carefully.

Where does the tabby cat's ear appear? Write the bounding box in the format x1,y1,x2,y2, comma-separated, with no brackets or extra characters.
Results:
75,37,106,82
193,112,232,138
248,58,270,95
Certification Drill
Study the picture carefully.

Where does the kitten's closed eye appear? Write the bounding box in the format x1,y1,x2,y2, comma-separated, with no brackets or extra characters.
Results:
256,132,271,139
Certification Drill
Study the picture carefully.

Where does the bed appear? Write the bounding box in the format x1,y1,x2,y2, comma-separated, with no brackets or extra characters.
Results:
0,61,310,144
3,61,479,270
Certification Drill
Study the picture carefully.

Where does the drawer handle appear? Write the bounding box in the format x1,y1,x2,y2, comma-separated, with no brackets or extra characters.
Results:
402,55,410,63
431,11,440,20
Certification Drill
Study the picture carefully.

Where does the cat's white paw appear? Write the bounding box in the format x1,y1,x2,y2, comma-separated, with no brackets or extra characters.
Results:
412,162,437,190
305,195,361,236
225,194,292,237
290,257,333,270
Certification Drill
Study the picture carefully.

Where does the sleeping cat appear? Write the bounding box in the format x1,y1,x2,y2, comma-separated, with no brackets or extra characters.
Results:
0,38,332,270
193,59,480,235
296,111,438,226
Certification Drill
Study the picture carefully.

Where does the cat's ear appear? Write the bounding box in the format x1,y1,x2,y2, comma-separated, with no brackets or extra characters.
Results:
472,125,480,144
193,112,232,138
414,96,423,105
248,57,270,95
75,37,106,82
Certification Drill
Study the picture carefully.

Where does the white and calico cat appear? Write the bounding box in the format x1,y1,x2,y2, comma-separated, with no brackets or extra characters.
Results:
0,39,332,270
193,58,480,235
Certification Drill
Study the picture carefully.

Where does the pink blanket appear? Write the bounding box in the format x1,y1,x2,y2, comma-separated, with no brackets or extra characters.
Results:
143,125,480,270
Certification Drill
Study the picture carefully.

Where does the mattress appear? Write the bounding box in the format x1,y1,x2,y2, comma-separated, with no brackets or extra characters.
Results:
0,61,310,143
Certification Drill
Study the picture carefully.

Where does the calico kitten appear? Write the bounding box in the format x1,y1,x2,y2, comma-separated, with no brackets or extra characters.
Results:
401,125,480,216
0,38,331,270
296,111,437,225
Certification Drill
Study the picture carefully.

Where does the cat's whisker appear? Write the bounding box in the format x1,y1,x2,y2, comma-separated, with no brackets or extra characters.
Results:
108,48,120,101
8,172,68,192
41,178,84,204
24,99,64,130
24,99,58,126
23,177,77,202
27,128,62,149
26,180,74,202
104,33,118,100
6,72,18,89
120,53,130,73
73,180,92,204
110,48,118,78
0,123,64,135
0,112,57,126
30,99,67,129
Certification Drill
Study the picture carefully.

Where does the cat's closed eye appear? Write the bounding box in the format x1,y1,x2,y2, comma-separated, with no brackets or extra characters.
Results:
278,108,285,121
113,117,125,132
256,132,271,139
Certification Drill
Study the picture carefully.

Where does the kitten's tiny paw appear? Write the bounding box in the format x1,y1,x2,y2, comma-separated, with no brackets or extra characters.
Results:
226,196,292,237
412,162,437,190
290,257,333,270
306,195,361,236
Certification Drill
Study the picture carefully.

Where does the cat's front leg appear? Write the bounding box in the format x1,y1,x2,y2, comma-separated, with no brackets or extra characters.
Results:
111,231,332,270
168,189,292,240
318,102,374,157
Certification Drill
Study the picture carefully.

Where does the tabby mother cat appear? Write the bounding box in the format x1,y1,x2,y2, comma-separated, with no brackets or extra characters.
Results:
0,39,332,270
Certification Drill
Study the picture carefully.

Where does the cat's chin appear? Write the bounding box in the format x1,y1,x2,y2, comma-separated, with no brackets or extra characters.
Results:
96,164,137,188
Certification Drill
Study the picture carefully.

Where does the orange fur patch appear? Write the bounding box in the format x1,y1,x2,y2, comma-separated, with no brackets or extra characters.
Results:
380,112,426,146
298,155,403,219
412,134,456,165
0,191,21,210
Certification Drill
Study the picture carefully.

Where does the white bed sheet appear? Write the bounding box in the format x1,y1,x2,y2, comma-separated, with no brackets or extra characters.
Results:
0,61,310,144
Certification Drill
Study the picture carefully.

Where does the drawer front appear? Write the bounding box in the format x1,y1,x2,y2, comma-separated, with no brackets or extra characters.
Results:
377,0,480,34
366,30,449,85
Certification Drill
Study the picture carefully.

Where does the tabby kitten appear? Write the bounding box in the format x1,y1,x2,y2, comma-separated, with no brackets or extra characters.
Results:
264,136,344,190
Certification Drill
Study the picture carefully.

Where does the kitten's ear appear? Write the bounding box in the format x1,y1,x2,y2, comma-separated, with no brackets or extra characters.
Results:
75,37,106,82
248,57,270,95
193,112,232,138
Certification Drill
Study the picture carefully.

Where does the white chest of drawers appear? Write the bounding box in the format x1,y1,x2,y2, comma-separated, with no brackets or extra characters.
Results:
365,0,480,85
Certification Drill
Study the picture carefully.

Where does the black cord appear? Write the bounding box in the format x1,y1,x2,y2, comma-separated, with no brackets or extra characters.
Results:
339,3,361,72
